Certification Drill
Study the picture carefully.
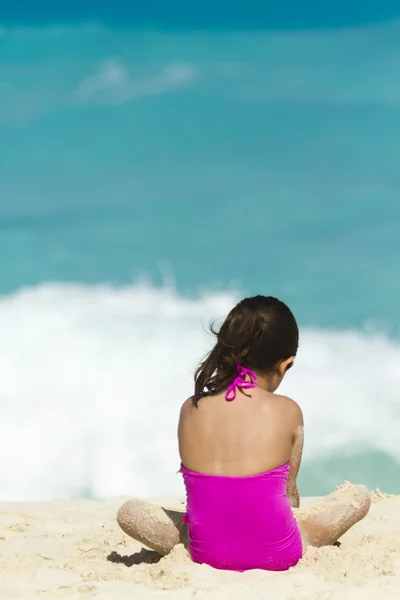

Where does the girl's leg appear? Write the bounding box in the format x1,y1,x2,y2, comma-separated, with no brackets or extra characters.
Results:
296,483,371,548
117,483,371,558
117,499,187,556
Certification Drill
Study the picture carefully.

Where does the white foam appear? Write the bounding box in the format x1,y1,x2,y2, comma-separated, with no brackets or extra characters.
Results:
0,282,399,501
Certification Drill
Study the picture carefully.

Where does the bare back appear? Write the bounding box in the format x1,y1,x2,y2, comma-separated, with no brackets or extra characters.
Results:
178,387,304,504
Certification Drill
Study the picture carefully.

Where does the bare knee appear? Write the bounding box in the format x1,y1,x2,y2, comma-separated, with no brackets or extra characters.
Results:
354,484,371,519
117,499,142,537
116,498,183,557
299,483,371,549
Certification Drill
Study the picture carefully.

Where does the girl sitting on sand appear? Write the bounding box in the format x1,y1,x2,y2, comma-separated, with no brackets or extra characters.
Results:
117,295,371,571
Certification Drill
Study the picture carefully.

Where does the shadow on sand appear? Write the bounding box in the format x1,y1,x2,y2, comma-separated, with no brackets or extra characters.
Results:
107,548,162,567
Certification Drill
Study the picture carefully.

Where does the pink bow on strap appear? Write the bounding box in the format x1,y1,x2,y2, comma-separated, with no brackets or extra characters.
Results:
225,364,258,401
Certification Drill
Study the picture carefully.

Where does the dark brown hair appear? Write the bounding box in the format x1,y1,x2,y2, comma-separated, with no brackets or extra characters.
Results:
193,295,299,406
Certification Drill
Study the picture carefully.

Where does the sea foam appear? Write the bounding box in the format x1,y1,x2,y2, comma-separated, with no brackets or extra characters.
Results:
1,282,399,500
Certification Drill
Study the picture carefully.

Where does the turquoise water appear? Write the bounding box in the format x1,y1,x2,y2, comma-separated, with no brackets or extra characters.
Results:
2,0,399,29
2,24,400,327
1,19,400,500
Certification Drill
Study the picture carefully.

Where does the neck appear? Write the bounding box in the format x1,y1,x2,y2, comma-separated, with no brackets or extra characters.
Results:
254,372,277,393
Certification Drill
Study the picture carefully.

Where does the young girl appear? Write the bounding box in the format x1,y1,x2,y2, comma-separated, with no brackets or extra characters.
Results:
117,295,370,571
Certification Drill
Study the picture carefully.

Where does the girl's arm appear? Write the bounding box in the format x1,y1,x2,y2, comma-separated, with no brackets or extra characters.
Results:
287,412,304,508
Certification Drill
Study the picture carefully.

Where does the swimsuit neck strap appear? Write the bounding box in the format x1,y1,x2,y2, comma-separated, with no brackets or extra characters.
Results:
225,364,257,401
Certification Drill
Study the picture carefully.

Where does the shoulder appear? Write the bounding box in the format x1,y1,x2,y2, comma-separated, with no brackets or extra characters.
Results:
179,396,196,417
274,394,303,425
178,397,198,437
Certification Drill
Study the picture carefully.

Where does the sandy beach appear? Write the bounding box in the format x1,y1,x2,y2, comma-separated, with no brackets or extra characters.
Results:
1,490,400,599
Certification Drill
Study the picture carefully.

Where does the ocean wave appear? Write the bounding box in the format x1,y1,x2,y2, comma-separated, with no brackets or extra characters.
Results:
0,282,399,500
71,60,199,105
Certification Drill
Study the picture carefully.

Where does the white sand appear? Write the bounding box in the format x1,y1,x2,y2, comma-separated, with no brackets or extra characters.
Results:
1,491,400,599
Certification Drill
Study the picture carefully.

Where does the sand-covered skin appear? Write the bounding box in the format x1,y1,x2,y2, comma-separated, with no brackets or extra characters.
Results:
1,494,400,599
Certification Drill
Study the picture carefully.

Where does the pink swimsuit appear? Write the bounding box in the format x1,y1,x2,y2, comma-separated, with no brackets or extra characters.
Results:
180,365,302,572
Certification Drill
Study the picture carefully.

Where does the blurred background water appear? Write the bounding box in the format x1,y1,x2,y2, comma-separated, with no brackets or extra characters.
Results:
1,1,400,500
